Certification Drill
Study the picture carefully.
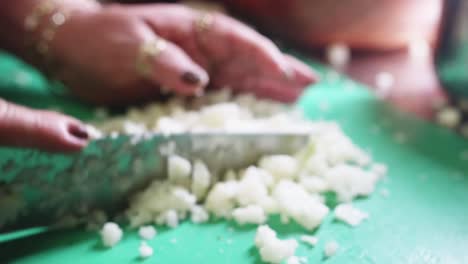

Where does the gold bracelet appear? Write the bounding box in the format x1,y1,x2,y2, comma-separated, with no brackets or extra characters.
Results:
24,0,72,60
24,0,57,32
36,9,70,56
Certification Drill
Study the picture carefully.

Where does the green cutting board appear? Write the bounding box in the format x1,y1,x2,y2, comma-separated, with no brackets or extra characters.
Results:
0,51,467,264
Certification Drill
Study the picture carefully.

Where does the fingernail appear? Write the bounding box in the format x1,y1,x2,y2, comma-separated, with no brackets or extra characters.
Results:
181,72,201,85
68,124,89,140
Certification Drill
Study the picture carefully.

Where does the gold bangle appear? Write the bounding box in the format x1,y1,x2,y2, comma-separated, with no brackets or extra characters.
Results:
36,9,70,56
24,0,57,32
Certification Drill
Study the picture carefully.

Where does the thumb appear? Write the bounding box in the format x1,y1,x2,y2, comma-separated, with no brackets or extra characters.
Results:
0,99,89,152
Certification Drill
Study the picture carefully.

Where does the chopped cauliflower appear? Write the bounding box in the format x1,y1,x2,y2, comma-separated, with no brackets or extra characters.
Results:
168,155,192,186
232,205,267,225
190,205,209,223
324,241,339,257
259,155,298,180
100,222,123,248
334,203,369,227
255,225,298,264
205,181,239,218
94,90,386,254
273,180,329,230
138,226,157,240
139,241,154,258
191,160,211,201
325,164,379,202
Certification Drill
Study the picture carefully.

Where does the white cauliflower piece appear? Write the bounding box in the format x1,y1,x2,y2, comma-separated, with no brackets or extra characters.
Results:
334,203,369,227
232,205,267,225
236,170,269,206
273,180,329,230
205,181,239,218
325,164,379,202
259,155,298,180
100,222,123,248
255,225,298,264
139,241,154,258
191,160,211,201
324,241,339,257
190,205,209,223
138,225,157,240
168,155,192,186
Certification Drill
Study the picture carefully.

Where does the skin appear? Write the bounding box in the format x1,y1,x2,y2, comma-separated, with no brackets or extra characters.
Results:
0,2,317,152
221,0,442,50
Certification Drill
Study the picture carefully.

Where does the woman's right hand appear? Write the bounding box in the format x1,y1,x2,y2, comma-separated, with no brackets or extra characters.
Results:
0,99,89,152
48,3,316,105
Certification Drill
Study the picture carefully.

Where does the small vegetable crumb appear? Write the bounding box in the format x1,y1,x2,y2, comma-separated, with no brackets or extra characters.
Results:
100,222,123,248
324,241,339,257
139,241,154,259
138,226,157,240
286,256,303,264
334,204,368,227
232,205,266,225
165,210,179,228
326,43,350,70
436,107,461,128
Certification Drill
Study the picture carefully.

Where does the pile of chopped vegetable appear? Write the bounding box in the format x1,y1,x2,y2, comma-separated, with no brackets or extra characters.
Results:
95,90,386,263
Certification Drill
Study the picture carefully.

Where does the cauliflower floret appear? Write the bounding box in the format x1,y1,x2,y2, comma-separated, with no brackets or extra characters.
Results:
205,181,239,218
139,241,154,258
325,164,379,202
138,225,157,240
334,203,368,227
168,155,192,186
259,155,298,180
191,160,211,201
190,205,209,223
100,222,123,248
255,225,298,264
232,205,267,225
273,180,329,230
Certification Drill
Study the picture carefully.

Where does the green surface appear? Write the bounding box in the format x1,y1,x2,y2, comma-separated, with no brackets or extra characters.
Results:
0,51,468,264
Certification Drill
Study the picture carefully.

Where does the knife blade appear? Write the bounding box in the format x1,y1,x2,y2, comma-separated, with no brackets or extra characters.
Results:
0,132,309,231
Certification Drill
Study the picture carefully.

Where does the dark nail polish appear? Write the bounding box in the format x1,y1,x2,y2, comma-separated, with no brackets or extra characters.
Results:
69,124,89,140
181,72,201,85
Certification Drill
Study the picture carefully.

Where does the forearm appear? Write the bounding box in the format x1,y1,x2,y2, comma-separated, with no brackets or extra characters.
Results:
0,0,101,66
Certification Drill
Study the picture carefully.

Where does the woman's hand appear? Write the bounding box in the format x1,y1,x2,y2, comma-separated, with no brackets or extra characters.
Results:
50,3,316,105
0,99,89,152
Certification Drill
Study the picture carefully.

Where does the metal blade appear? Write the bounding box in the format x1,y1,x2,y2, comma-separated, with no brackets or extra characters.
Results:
0,132,309,231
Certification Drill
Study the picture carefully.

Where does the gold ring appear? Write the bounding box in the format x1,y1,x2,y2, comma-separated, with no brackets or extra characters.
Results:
136,38,167,78
195,13,214,33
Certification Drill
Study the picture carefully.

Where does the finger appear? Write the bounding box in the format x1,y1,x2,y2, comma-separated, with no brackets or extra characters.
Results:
207,14,290,77
144,37,209,96
242,77,304,103
0,100,89,152
284,54,319,86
